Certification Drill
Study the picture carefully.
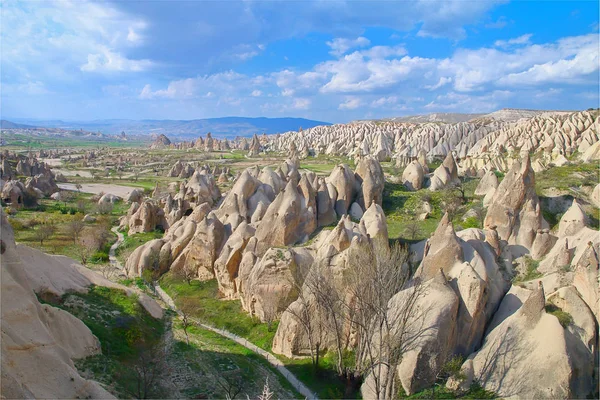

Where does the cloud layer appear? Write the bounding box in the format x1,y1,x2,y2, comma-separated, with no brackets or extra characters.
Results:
2,0,598,122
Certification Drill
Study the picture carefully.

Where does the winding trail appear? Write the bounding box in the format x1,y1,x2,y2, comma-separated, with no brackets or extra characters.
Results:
109,227,125,270
108,225,317,399
154,284,318,400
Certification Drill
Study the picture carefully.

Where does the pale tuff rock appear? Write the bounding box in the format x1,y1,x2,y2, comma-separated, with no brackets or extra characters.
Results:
126,188,144,203
253,180,309,254
359,202,389,244
580,140,600,162
214,221,256,299
468,284,575,399
149,133,171,148
401,161,424,191
419,213,463,279
248,133,262,157
530,229,558,260
355,155,385,208
124,200,166,235
547,286,597,397
176,212,225,280
98,193,121,204
316,178,336,227
474,169,499,196
591,183,600,208
558,199,589,237
429,152,460,191
484,155,544,250
240,247,312,322
327,164,356,216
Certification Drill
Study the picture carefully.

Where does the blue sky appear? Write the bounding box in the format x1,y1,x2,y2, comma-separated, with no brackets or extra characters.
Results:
1,0,598,123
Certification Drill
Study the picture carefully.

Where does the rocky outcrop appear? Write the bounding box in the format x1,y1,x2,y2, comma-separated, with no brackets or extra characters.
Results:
558,199,589,237
121,200,167,235
149,134,171,148
429,152,460,191
401,161,424,191
467,284,576,399
483,155,544,251
474,170,498,196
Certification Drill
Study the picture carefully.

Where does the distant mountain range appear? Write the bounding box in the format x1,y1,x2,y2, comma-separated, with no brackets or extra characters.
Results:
3,117,331,139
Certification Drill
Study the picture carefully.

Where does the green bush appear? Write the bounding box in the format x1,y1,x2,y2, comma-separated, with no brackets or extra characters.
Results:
90,251,109,263
462,216,481,229
545,304,574,328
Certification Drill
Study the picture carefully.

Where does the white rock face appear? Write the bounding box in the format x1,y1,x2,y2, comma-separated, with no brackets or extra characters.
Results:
469,285,575,399
265,111,598,174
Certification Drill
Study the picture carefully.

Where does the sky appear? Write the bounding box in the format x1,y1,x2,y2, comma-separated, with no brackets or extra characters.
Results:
1,0,599,123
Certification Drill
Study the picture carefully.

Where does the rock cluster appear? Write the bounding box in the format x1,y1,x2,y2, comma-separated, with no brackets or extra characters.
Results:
266,111,598,176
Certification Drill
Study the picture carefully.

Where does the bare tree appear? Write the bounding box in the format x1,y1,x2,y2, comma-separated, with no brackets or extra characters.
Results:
174,262,197,285
282,278,325,371
177,297,200,345
99,264,117,280
76,199,87,214
77,229,100,265
75,183,83,192
343,240,430,400
258,378,274,400
215,370,244,400
33,222,57,246
404,221,422,240
59,190,76,208
125,340,166,399
132,168,141,182
66,219,85,244
96,201,114,215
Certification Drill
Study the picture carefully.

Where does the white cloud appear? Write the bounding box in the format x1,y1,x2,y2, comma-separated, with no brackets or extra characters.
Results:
293,98,311,109
2,0,151,77
442,33,599,91
81,47,153,72
425,76,452,90
494,34,532,48
326,37,370,57
339,97,361,110
371,96,398,107
251,90,262,97
139,71,261,100
425,90,513,112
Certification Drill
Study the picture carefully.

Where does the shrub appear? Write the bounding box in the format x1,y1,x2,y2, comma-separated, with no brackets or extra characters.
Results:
462,216,481,229
545,304,573,328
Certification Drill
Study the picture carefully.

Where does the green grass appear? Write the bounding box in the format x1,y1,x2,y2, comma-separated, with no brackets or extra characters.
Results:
1,132,148,149
399,382,497,399
278,352,358,399
160,274,277,351
513,256,542,283
382,180,482,241
44,285,165,398
536,162,599,193
160,274,359,399
8,195,119,264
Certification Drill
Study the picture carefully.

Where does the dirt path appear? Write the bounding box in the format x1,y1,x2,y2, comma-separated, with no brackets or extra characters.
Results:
58,183,138,198
109,227,125,270
108,229,316,399
154,284,318,400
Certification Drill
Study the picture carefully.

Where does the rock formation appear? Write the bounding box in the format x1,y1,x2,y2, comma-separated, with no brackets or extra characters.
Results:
0,210,161,398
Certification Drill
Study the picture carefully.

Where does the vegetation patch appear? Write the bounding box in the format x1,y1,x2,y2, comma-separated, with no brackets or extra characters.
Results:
46,285,165,398
160,274,277,351
545,304,574,328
